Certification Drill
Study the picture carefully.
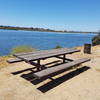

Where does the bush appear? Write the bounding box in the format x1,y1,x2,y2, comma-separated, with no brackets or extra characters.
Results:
54,45,62,49
92,34,100,46
11,45,37,54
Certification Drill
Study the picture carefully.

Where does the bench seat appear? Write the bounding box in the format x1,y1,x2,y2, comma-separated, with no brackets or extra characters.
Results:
33,58,90,79
7,58,23,63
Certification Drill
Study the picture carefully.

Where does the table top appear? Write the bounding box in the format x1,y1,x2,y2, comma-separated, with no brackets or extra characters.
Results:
13,48,80,62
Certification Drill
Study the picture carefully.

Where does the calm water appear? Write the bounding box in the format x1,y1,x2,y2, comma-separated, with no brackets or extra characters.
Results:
0,30,96,56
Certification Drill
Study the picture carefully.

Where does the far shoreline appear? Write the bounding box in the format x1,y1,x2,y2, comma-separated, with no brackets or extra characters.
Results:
0,29,97,34
0,26,98,34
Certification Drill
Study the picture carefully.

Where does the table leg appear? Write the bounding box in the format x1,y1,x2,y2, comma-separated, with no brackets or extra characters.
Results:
26,60,41,71
63,54,66,63
37,59,41,71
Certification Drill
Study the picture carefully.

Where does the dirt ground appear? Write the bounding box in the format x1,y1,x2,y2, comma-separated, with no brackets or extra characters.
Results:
0,45,100,100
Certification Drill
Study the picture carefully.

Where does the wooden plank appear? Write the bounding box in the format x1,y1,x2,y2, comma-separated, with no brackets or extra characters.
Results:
14,48,69,56
7,58,23,63
33,58,90,79
25,49,79,61
15,49,80,61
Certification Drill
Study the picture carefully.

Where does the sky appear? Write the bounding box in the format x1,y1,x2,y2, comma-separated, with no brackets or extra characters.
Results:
0,0,100,31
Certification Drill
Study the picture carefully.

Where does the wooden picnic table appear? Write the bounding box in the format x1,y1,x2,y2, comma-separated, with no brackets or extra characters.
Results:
13,48,80,70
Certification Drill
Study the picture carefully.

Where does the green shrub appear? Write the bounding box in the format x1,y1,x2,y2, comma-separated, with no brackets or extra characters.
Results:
11,45,37,54
54,45,62,49
92,34,100,46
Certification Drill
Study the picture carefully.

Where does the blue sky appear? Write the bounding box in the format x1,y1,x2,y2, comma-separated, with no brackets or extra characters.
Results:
0,0,100,31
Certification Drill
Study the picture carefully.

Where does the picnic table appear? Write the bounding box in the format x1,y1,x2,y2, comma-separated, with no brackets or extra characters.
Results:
12,48,90,79
13,48,80,70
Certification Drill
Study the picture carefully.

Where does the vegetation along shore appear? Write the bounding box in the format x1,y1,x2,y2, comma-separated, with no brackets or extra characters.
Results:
0,25,98,34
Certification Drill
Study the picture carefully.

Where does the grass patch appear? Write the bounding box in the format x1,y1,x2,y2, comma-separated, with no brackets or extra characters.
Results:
10,45,37,55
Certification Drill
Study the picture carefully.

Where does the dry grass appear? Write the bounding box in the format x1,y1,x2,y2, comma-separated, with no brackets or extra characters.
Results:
95,69,100,72
0,56,14,69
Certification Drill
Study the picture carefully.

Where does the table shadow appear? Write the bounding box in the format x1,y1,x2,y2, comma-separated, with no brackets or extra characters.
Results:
11,60,90,93
37,66,90,93
20,66,90,93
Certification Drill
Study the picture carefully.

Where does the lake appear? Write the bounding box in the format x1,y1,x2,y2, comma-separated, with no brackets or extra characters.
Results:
0,30,96,56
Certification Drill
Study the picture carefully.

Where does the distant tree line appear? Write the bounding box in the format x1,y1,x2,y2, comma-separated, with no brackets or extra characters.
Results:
0,25,97,33
0,25,56,32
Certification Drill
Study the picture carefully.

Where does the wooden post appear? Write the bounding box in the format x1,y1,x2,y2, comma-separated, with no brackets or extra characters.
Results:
84,44,91,54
